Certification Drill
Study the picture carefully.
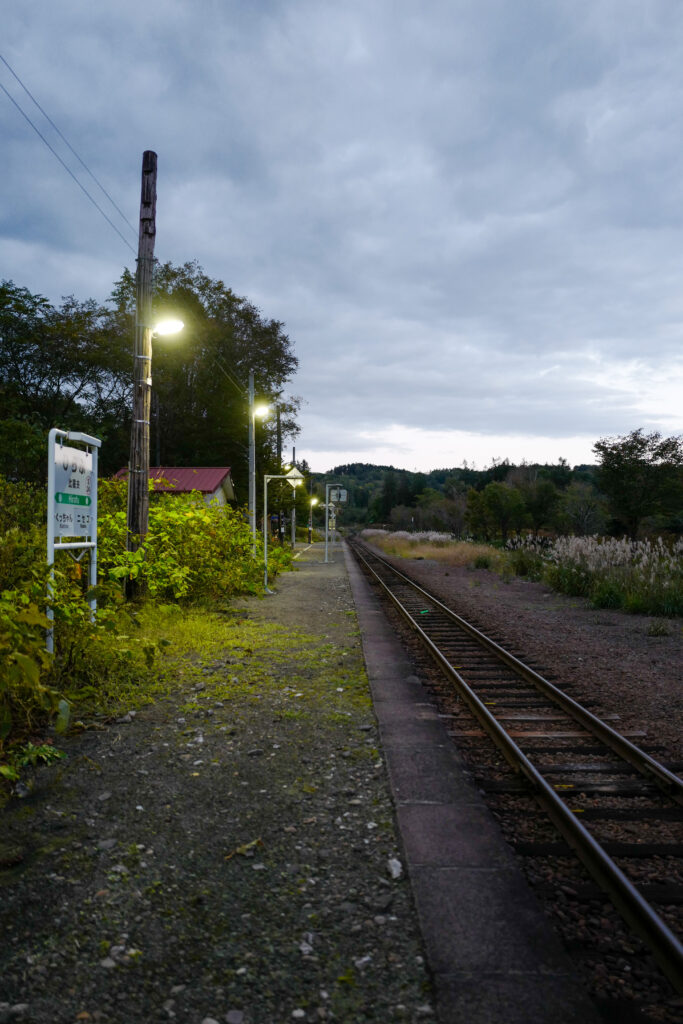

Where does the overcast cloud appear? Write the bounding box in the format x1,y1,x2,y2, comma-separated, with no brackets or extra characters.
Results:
2,0,682,471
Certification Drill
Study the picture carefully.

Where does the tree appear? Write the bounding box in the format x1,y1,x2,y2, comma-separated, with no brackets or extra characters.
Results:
522,479,560,535
593,429,683,539
480,482,527,543
559,481,606,536
109,262,299,497
0,280,132,479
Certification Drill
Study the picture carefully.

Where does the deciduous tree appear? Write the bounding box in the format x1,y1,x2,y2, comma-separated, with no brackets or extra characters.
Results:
593,429,683,539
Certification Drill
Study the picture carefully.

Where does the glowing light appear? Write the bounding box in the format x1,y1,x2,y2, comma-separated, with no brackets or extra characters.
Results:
153,318,184,336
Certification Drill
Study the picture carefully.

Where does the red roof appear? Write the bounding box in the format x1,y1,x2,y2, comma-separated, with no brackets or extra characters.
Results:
115,466,233,494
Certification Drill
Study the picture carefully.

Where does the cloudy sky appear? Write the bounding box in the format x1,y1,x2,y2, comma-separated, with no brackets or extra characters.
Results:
2,0,682,472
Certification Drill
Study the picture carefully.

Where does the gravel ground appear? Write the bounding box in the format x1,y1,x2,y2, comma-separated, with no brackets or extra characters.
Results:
0,554,433,1024
372,552,683,763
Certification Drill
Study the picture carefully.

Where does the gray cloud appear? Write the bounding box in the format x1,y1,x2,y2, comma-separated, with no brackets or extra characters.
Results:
2,0,682,470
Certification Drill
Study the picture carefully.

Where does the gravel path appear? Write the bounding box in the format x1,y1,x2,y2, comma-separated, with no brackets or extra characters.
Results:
0,553,433,1024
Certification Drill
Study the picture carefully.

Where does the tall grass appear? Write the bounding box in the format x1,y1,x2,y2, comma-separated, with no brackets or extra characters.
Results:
537,535,683,616
361,529,504,569
363,529,683,618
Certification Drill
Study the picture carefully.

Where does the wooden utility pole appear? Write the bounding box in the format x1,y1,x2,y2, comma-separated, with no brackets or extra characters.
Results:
126,150,157,554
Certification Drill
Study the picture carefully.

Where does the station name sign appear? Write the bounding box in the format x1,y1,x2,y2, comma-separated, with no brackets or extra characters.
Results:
52,445,95,538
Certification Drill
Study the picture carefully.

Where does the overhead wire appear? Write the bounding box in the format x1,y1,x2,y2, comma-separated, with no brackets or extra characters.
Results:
0,54,137,255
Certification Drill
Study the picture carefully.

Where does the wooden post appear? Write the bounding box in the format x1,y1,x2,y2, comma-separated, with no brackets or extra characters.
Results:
126,151,157,558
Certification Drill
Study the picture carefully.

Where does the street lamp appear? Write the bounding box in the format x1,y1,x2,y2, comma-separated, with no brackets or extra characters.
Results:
263,467,304,592
248,368,271,550
324,481,344,562
127,317,184,552
308,497,318,543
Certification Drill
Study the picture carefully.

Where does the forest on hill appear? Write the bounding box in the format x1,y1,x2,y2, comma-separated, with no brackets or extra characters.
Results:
314,439,683,542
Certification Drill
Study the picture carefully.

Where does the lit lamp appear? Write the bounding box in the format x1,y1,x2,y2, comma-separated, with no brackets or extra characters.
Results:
249,400,270,550
308,497,318,543
127,317,184,551
263,467,304,591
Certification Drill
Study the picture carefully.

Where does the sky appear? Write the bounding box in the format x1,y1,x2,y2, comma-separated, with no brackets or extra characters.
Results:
2,0,683,473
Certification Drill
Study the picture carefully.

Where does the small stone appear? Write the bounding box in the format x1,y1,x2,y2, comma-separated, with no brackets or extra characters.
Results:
292,1012,306,1021
115,713,132,724
247,748,264,757
100,957,116,969
225,1012,244,1024
387,857,403,879
98,838,117,851
97,792,112,802
200,1019,220,1024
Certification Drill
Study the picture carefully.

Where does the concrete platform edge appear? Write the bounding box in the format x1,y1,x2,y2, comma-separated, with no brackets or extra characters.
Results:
343,541,601,1024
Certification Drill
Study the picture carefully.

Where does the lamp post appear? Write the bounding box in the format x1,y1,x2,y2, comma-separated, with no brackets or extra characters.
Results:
126,317,184,552
263,467,304,592
308,497,318,543
324,481,344,562
248,369,270,550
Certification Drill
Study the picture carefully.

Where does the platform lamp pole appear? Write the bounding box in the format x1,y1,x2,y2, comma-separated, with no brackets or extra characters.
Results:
264,467,304,592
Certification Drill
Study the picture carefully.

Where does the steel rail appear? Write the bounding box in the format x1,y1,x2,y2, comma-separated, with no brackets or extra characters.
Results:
356,542,683,799
350,540,683,994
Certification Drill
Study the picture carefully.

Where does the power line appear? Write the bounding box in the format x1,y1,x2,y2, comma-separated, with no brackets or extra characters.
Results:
0,65,137,255
0,53,138,239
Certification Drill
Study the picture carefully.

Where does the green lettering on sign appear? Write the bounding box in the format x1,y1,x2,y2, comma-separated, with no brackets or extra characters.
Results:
55,493,92,506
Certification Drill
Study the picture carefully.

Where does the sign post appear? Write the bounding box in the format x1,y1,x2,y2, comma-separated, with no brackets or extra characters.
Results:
324,482,347,563
47,428,102,653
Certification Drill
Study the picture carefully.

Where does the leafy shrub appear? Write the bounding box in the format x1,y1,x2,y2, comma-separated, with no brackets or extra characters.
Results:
505,547,545,580
0,475,45,533
0,582,67,756
99,492,275,601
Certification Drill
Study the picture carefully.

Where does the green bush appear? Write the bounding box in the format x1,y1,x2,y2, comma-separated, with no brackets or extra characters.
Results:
0,581,66,757
506,548,545,580
99,493,273,601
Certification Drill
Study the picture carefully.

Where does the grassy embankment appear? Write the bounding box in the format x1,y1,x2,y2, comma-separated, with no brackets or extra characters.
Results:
362,529,683,622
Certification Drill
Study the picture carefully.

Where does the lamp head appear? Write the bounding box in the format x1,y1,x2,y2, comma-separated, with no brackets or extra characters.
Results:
254,404,270,419
285,467,305,489
153,318,184,337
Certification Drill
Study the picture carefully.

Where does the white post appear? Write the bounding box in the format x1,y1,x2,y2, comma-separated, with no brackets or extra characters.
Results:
88,441,99,615
263,476,270,592
324,483,330,563
46,429,57,653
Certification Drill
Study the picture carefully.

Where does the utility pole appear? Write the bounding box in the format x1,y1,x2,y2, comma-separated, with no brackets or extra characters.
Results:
127,150,157,553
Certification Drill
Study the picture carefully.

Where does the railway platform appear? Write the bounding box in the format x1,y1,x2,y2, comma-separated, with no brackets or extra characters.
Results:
291,541,602,1023
0,539,604,1024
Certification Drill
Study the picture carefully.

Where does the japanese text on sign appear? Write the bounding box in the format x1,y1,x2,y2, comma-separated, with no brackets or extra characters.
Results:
53,446,94,538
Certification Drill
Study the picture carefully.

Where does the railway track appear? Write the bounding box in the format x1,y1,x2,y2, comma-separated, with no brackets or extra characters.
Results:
349,538,683,1000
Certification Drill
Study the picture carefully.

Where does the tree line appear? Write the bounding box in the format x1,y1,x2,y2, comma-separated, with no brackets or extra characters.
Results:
320,432,683,541
0,263,300,501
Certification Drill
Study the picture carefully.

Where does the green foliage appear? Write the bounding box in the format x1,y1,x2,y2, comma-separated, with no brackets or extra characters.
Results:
505,547,545,580
0,584,59,754
99,491,269,600
594,428,683,539
0,475,46,533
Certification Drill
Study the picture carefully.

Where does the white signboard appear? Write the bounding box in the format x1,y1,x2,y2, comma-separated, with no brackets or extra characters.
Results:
52,445,95,538
329,487,348,503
